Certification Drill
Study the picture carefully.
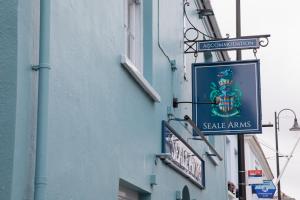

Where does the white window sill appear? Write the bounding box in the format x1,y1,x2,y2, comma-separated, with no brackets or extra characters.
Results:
121,55,161,102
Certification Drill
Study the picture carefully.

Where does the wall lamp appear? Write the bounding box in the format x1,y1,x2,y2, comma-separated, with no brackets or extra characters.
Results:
197,8,214,18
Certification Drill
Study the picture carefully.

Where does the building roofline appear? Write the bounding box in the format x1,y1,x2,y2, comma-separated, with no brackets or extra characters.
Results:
245,135,274,179
196,0,230,61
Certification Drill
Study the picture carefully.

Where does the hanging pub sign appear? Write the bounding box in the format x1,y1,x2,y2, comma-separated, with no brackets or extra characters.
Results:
192,60,261,135
162,121,205,189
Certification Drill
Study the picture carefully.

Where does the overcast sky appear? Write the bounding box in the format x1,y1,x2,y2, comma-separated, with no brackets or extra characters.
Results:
210,0,300,199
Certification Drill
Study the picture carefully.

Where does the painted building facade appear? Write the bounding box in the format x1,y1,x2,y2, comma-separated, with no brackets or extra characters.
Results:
245,136,274,200
0,0,234,200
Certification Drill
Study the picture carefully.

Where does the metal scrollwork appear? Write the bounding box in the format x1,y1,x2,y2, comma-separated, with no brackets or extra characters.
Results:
253,48,258,59
183,0,216,42
183,0,271,55
183,0,223,54
259,36,269,47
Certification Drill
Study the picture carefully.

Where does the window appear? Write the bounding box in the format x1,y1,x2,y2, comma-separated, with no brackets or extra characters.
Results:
121,0,160,102
182,186,190,200
118,184,139,200
124,0,143,72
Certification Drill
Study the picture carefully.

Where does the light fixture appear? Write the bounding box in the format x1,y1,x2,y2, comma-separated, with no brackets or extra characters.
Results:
274,108,300,200
289,118,300,131
197,8,214,18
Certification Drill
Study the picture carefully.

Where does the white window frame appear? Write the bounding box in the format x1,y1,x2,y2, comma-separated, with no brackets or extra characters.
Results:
121,55,160,102
121,0,161,102
124,0,143,73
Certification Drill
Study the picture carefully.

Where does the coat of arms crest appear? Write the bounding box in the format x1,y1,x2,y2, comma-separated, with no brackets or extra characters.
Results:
210,69,242,118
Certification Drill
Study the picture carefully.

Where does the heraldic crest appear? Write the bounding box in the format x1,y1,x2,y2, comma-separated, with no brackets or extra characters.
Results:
210,68,242,118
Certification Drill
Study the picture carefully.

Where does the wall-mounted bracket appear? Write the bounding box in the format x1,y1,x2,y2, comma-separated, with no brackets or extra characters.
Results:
184,115,223,161
173,97,217,108
187,137,203,141
206,152,217,157
32,64,51,71
170,60,177,71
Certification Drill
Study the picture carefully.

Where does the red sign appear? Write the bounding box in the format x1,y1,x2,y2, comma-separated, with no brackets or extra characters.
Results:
248,170,263,177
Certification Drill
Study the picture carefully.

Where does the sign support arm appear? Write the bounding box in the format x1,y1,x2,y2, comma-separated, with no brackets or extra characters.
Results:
184,115,223,161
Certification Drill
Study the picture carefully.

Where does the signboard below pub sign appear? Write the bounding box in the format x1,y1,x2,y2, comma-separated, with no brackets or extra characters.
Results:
192,60,262,135
252,180,276,199
162,121,205,188
248,169,263,185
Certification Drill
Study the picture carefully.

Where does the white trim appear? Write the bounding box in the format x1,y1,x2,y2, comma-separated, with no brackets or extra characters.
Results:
121,55,161,102
124,0,143,73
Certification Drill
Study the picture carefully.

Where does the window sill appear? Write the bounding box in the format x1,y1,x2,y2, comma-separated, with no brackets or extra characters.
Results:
121,55,161,102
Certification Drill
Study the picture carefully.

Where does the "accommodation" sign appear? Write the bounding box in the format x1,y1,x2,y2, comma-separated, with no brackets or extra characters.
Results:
197,38,259,52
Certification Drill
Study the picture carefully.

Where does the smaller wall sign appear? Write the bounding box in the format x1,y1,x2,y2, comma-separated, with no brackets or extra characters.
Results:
248,169,263,185
248,170,263,177
162,121,205,188
252,180,276,199
197,38,259,52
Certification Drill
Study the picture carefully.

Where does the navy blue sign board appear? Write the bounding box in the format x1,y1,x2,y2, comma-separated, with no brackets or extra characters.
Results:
197,38,259,52
252,180,276,198
162,121,205,189
192,60,261,135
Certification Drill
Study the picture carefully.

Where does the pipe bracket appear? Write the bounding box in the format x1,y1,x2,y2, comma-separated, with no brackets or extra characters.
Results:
35,176,48,186
32,63,51,71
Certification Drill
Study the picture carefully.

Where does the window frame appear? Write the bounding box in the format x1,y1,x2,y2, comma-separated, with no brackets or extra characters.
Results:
124,0,143,73
121,0,160,102
118,184,139,200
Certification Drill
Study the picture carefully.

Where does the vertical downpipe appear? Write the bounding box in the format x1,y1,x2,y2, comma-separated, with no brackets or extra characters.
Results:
34,0,51,199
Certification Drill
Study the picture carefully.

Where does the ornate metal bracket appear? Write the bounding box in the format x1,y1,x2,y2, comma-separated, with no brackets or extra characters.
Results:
183,0,220,56
183,0,271,55
184,34,271,54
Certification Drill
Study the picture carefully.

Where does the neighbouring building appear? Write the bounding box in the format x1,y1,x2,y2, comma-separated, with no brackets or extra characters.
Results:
0,0,238,200
245,135,274,200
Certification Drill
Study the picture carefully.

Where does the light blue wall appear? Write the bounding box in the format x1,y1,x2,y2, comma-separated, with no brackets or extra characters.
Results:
11,0,38,199
0,0,18,199
1,0,228,199
0,0,37,199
